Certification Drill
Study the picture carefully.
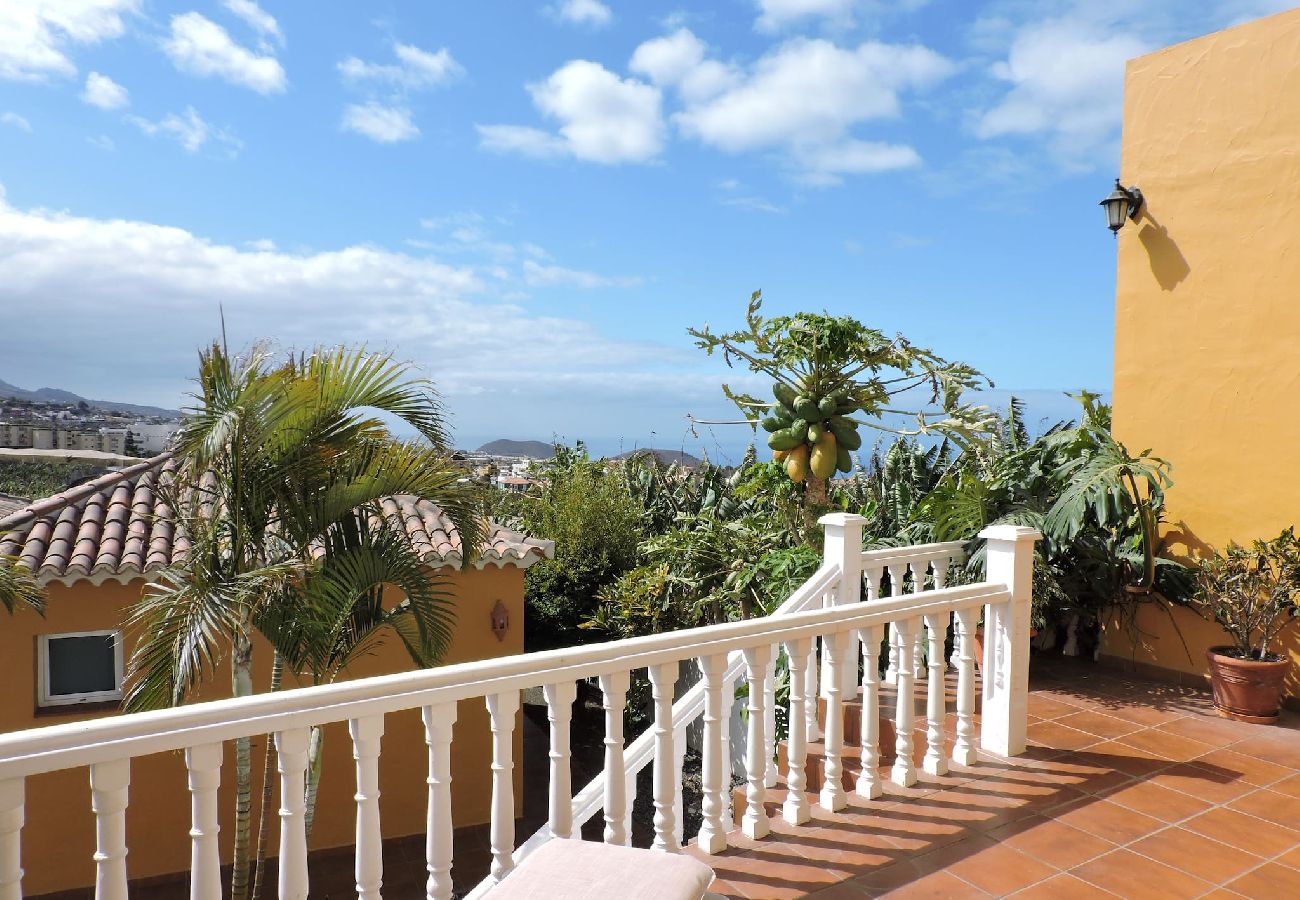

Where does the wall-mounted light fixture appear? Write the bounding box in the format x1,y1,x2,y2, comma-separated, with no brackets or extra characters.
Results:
1100,179,1144,235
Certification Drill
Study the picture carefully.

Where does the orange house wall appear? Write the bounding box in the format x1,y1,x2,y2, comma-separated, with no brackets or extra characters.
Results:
1,566,526,896
1105,8,1300,698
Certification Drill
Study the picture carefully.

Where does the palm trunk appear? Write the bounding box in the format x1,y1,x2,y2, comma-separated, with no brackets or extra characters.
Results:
231,635,255,900
250,653,283,900
303,726,326,840
804,475,830,524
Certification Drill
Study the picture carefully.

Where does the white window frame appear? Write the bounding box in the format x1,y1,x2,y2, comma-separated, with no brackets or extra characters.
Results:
36,629,125,708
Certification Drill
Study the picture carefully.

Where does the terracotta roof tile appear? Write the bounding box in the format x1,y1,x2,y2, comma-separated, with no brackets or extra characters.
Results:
0,453,553,585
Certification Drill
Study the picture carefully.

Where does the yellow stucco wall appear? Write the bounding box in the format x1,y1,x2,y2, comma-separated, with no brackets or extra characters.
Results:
0,565,526,895
1107,8,1300,698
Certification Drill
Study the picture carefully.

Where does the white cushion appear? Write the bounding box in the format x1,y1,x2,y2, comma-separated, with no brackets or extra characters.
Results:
487,839,716,900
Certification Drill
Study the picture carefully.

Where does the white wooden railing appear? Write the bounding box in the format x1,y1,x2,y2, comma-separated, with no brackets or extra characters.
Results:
0,519,1037,900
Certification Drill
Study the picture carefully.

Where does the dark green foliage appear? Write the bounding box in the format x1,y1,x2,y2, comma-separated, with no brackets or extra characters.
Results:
0,460,99,500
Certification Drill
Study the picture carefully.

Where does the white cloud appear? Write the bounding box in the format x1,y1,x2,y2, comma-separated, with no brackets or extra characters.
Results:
163,12,286,94
87,134,115,151
222,0,282,46
522,259,642,288
753,0,931,32
0,0,139,81
550,0,614,28
129,106,241,155
339,43,463,90
646,31,951,182
341,102,419,143
480,60,664,164
1,112,31,132
82,71,128,109
974,18,1147,169
0,189,698,448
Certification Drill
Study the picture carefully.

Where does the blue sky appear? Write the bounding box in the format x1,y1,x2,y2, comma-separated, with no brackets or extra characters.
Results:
0,0,1293,459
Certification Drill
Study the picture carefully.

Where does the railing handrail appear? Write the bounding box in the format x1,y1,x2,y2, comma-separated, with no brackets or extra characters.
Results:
862,541,966,567
0,580,1005,780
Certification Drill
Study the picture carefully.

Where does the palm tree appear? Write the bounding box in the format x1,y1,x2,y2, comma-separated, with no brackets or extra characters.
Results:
0,558,44,617
125,343,482,900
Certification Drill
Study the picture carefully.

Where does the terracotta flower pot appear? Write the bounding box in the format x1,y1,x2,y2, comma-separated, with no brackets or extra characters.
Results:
1205,647,1289,724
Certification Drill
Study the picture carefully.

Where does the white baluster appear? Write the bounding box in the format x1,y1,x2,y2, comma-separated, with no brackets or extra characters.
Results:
672,722,687,850
741,644,771,840
276,727,311,900
922,614,949,777
803,639,820,742
350,716,385,900
542,682,577,840
486,691,521,883
624,768,636,846
763,647,778,789
932,555,950,591
648,663,679,852
185,744,222,900
884,563,907,684
597,671,629,846
90,758,130,900
697,653,728,855
891,619,918,787
912,564,928,680
422,703,458,900
782,637,811,825
0,778,24,900
856,625,883,800
722,672,736,828
863,565,881,602
819,629,848,812
953,608,979,766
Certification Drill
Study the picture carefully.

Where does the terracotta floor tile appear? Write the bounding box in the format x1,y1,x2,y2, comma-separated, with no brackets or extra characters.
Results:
1155,713,1252,747
986,815,1116,870
1145,761,1258,804
1055,710,1144,741
1100,779,1214,822
1226,787,1300,828
805,879,871,898
940,841,1057,895
1026,720,1100,752
1225,862,1300,898
1183,806,1300,857
779,824,900,871
1095,701,1188,728
1193,748,1293,787
1230,733,1300,770
1053,797,1166,845
1128,826,1265,885
1268,773,1300,799
1027,695,1087,720
1083,741,1174,776
1118,727,1217,762
705,845,851,899
1071,848,1214,900
878,869,988,899
1010,873,1121,899
1277,845,1300,871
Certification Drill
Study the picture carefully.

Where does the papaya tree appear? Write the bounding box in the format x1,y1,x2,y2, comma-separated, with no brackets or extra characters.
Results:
690,292,995,518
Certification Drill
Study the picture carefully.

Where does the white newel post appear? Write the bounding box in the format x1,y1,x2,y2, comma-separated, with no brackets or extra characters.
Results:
423,703,458,900
0,778,23,900
90,758,130,900
543,682,577,841
978,525,1040,758
185,744,223,900
819,513,866,699
349,715,385,900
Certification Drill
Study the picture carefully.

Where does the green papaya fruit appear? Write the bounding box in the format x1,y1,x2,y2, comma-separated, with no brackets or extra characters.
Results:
773,402,797,422
807,422,824,443
767,428,803,451
836,445,852,473
794,396,820,420
790,418,809,435
772,383,798,408
835,398,858,415
818,395,838,417
828,419,862,450
810,432,837,480
760,416,784,433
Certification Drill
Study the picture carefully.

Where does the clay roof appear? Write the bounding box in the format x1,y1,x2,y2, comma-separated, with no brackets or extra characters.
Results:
0,453,553,585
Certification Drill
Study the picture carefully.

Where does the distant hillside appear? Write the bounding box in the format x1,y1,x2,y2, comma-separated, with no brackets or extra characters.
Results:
0,378,180,418
615,448,702,467
476,439,556,459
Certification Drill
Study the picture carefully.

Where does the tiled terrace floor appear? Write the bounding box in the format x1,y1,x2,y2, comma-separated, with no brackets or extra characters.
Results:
689,659,1300,899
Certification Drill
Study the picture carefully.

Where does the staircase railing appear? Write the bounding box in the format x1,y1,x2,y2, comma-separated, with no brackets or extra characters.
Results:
0,520,1037,900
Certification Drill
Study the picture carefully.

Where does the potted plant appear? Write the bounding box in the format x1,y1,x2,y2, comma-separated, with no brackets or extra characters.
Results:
1192,528,1300,723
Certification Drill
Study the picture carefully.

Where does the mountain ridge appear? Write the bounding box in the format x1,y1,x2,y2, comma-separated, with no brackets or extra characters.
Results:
0,378,180,418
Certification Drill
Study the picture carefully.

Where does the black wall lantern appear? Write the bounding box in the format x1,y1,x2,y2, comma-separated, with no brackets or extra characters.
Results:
1100,179,1144,234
